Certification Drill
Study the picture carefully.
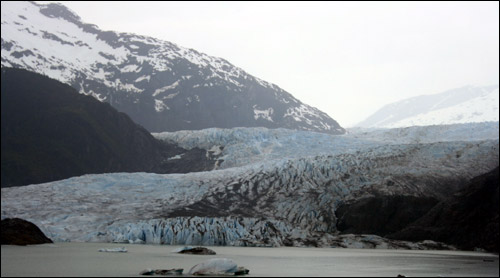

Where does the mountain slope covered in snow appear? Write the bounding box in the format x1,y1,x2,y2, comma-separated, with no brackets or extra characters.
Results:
356,85,499,128
1,1,344,134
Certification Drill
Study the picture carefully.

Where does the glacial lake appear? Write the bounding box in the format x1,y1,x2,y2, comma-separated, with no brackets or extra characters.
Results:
1,242,498,277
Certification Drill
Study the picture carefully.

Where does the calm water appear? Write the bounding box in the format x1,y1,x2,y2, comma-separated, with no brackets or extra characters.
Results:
1,242,498,277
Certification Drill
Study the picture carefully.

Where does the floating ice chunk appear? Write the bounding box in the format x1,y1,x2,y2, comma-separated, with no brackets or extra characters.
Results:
188,258,238,275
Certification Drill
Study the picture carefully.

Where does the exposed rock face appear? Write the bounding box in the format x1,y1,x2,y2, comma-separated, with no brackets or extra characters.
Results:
1,1,345,135
388,167,499,253
178,247,216,255
1,218,53,245
328,234,456,250
139,268,183,276
154,269,184,275
335,195,439,236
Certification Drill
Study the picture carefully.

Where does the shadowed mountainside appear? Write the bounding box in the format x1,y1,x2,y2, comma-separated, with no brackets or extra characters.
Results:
388,167,499,252
1,68,216,187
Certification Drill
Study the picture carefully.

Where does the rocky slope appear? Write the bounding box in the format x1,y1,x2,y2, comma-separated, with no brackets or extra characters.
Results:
356,85,499,128
388,167,499,252
1,67,217,187
1,1,344,134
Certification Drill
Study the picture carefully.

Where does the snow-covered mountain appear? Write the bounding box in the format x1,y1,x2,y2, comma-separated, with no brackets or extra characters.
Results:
0,1,344,134
2,123,498,247
356,85,499,128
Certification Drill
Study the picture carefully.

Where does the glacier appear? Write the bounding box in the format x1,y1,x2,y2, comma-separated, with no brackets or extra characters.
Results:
1,122,499,248
153,122,499,169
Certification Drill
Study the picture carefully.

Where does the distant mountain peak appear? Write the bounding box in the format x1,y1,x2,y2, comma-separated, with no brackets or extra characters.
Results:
356,85,499,128
1,1,345,134
37,1,82,23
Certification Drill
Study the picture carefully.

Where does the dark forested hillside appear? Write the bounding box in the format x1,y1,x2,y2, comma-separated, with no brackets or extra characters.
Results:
1,68,214,187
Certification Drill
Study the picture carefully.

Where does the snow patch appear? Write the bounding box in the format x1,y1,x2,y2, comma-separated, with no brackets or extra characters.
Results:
152,80,180,97
135,75,150,83
253,106,274,122
168,154,184,160
121,64,139,73
154,99,168,112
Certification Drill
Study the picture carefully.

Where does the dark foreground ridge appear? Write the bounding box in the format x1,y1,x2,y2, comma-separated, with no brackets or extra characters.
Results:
1,68,217,187
1,218,53,245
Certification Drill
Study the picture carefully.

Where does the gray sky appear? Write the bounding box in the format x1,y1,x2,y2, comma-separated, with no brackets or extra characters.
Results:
38,1,499,127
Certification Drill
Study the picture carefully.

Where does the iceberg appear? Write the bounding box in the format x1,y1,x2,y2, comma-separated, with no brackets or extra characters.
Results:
188,258,239,275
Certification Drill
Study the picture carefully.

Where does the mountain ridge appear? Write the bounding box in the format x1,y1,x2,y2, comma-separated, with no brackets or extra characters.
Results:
1,1,345,134
356,85,499,128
